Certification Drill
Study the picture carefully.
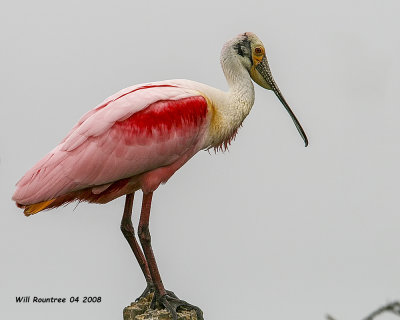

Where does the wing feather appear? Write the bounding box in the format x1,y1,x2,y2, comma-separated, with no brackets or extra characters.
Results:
13,83,208,205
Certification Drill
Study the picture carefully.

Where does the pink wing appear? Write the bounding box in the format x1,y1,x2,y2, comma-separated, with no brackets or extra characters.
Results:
13,83,209,207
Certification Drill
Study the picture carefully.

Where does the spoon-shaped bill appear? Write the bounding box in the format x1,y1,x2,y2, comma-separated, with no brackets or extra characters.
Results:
256,57,308,147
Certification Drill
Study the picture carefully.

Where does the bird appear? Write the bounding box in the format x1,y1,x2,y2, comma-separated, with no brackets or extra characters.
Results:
12,32,308,319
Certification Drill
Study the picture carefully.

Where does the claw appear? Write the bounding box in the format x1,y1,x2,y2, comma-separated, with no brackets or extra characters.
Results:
136,282,155,301
150,289,179,309
157,293,204,320
166,290,178,299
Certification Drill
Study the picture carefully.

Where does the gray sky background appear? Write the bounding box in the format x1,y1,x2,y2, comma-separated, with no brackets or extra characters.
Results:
1,1,400,319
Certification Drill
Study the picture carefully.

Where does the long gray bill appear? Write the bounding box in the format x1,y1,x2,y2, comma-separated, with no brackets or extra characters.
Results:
256,57,308,147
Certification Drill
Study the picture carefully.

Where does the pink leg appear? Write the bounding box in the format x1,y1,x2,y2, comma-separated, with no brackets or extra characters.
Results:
137,192,203,320
137,192,166,296
120,193,153,299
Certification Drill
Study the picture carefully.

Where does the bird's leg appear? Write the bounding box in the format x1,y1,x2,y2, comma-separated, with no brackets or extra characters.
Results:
120,193,154,300
138,192,204,320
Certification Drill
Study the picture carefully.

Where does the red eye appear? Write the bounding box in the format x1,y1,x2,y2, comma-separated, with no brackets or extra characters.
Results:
255,47,263,55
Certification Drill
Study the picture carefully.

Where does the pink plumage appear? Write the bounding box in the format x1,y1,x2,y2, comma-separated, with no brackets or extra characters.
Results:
13,83,209,214
12,33,309,319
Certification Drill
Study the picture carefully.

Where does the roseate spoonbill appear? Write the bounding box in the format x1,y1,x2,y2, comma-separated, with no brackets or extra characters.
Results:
13,32,308,319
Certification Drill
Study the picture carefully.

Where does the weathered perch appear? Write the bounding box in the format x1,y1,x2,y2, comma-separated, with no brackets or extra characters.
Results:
327,301,400,320
123,293,198,320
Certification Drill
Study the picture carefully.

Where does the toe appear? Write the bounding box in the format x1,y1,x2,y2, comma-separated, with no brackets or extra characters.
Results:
166,290,178,299
135,283,154,301
157,293,203,320
160,295,178,320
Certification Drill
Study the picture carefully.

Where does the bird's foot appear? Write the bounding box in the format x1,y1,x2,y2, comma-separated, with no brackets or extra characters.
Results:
150,291,203,320
135,282,155,301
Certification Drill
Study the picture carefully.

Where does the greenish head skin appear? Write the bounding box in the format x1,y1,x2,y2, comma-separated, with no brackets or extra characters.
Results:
234,32,308,147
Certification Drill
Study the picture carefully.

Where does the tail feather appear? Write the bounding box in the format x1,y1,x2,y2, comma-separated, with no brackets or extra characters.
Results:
17,177,139,216
23,199,55,216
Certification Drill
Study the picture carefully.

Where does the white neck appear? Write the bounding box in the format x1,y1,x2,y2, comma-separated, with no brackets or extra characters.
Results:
167,43,256,149
221,49,255,118
213,44,255,137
